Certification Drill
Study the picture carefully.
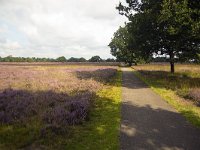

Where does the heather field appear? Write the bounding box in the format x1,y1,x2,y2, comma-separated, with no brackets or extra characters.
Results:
132,64,200,127
0,65,121,149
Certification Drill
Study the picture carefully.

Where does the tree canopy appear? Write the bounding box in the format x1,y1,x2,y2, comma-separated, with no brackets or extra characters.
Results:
0,56,56,62
109,26,135,66
56,56,67,62
67,57,87,62
89,56,103,62
112,0,200,72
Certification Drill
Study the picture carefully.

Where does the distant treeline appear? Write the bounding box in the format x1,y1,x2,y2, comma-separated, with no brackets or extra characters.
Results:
0,55,116,62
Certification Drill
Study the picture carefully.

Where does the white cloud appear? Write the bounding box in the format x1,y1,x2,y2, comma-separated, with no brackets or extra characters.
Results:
0,0,126,59
0,39,22,56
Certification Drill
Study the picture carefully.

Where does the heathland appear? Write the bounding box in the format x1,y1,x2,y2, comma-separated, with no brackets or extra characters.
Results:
0,63,200,149
0,64,121,149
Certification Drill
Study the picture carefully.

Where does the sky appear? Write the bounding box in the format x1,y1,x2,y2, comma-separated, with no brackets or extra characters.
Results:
0,0,126,59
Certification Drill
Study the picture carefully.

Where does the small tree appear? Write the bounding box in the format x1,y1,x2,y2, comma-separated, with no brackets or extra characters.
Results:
79,57,87,62
56,56,67,62
89,56,103,62
68,57,79,62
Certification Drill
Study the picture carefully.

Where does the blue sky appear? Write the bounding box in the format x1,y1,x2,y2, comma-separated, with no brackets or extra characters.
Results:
0,0,126,59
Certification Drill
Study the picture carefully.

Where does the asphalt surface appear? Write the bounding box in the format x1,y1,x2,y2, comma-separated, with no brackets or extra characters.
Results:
120,67,200,150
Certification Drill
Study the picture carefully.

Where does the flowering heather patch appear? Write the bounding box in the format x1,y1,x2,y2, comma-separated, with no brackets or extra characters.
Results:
0,65,105,93
0,64,120,149
0,65,117,127
0,66,117,94
43,92,93,126
64,66,117,72
0,89,37,123
75,68,117,82
0,89,94,126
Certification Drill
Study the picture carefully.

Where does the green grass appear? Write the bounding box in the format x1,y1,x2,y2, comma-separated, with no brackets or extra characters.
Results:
0,70,122,150
0,119,42,149
132,66,200,127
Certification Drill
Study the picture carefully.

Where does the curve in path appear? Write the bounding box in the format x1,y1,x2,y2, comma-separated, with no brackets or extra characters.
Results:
120,67,200,150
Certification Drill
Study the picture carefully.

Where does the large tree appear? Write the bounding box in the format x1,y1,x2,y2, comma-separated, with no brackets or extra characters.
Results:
159,0,200,70
109,25,142,66
117,0,200,73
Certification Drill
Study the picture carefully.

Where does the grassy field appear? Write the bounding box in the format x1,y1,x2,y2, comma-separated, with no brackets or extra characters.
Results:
0,65,121,149
132,64,200,127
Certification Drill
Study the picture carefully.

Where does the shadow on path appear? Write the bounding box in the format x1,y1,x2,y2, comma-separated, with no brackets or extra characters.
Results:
121,103,200,150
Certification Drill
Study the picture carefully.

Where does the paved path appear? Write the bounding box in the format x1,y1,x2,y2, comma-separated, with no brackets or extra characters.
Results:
120,68,200,150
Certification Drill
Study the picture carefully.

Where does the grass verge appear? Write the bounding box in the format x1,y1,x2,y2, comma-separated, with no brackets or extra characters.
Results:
63,70,122,150
132,69,200,128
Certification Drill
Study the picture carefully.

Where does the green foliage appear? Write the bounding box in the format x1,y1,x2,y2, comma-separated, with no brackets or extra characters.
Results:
159,0,200,63
0,56,117,63
0,56,55,62
67,57,87,62
108,25,142,66
116,0,200,72
56,56,67,62
89,56,103,62
78,57,87,62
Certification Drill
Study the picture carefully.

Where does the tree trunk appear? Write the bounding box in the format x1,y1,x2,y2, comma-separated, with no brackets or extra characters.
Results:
170,61,175,73
169,51,175,73
128,62,132,67
135,62,138,66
